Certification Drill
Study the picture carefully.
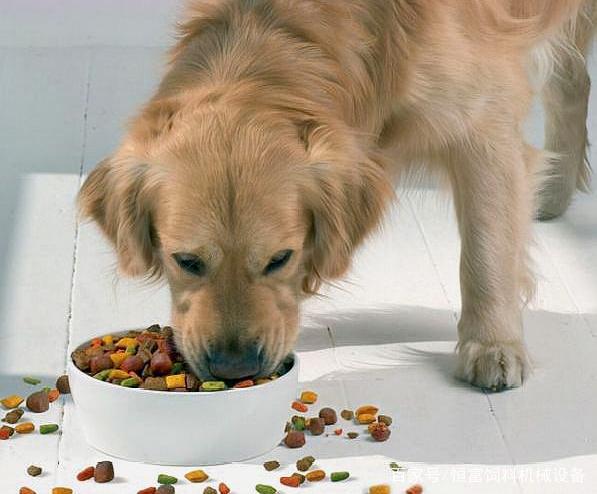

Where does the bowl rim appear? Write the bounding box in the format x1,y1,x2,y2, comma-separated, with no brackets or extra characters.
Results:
68,333,298,397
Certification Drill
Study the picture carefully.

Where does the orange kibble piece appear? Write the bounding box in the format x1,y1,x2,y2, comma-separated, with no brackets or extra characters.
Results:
1,395,24,409
280,475,301,487
77,466,95,481
91,338,103,347
233,379,255,388
369,485,391,494
300,391,318,404
357,413,377,424
355,405,378,416
115,337,138,349
52,489,73,494
48,389,60,403
110,352,128,368
291,401,308,413
15,422,35,434
219,482,231,494
406,484,423,494
305,470,326,482
19,488,36,494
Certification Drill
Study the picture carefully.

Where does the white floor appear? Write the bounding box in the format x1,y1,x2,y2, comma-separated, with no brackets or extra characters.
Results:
1,3,597,493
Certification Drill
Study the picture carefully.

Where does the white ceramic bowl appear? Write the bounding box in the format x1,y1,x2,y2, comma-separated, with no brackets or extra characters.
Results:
68,339,298,466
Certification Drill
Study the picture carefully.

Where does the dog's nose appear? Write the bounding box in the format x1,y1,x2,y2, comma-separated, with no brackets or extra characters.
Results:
208,345,261,380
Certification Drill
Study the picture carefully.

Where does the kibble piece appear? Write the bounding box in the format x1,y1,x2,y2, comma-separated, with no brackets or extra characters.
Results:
108,369,130,381
0,425,14,439
3,407,24,424
158,474,178,485
263,460,280,471
23,376,41,385
378,415,393,426
94,461,115,483
347,432,359,439
185,469,208,483
16,422,35,434
280,476,301,487
150,352,173,376
56,375,70,394
291,415,306,431
1,394,24,409
93,369,111,381
27,465,42,477
26,391,50,413
369,485,391,494
52,489,73,494
284,430,305,448
157,486,175,494
40,424,59,434
19,488,36,494
72,349,91,370
357,413,376,425
406,484,423,494
305,470,326,482
116,337,138,349
143,377,168,391
90,354,114,374
318,407,337,425
218,482,231,494
138,488,157,494
370,422,391,442
255,485,277,494
166,374,187,389
203,487,217,494
185,373,200,391
355,405,379,416
121,377,141,388
308,417,325,436
291,473,306,485
121,355,145,373
300,391,318,404
331,471,350,482
77,466,95,481
291,401,308,413
340,409,354,421
296,456,315,472
47,389,60,403
110,352,128,368
200,381,227,392
233,379,254,388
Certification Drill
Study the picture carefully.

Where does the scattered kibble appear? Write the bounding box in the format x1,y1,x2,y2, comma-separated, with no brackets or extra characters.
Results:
0,425,15,439
406,484,423,494
370,422,391,442
77,466,95,481
121,377,141,388
94,461,114,483
347,432,359,439
47,389,60,403
40,424,59,435
291,473,306,485
305,470,326,482
3,407,24,424
318,407,337,425
296,456,315,472
23,377,41,386
203,487,217,494
355,405,379,416
157,486,175,494
284,430,305,448
341,409,354,420
218,482,231,494
1,395,24,409
357,413,376,425
370,485,391,494
200,381,227,392
52,488,73,494
185,469,208,483
300,391,318,404
308,417,325,436
334,428,343,435
331,471,350,482
255,484,277,494
233,379,254,388
280,475,301,487
26,391,49,413
56,375,71,394
27,465,42,477
158,474,178,485
137,488,157,494
16,422,35,434
263,460,280,471
166,374,186,389
291,401,308,413
291,415,306,431
378,415,393,426
19,488,36,494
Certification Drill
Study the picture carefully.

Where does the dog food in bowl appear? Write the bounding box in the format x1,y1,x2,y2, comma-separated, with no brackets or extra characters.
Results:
71,324,291,392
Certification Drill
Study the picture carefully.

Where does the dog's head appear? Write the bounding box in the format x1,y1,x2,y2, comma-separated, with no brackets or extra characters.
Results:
79,98,390,380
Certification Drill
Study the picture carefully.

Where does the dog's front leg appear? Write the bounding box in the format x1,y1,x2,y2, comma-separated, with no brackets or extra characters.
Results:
448,134,536,391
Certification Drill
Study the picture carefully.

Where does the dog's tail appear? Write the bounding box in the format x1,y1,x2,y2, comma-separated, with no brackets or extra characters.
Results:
468,0,588,46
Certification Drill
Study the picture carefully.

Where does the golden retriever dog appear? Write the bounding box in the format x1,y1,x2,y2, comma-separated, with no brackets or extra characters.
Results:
79,0,596,390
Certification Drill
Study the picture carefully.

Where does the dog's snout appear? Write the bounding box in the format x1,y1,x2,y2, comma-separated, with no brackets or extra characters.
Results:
208,343,261,380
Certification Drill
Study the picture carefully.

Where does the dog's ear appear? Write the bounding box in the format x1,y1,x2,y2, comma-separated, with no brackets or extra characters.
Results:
299,120,393,294
78,155,162,278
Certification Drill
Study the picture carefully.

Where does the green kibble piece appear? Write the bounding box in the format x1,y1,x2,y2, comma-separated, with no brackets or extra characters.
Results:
23,377,41,385
93,369,111,381
42,386,52,393
125,345,137,355
291,415,306,431
171,362,184,374
255,485,277,494
121,377,141,388
40,423,59,434
331,471,350,482
158,474,178,485
200,381,227,392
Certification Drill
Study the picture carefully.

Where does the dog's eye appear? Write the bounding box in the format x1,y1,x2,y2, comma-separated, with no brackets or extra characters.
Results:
173,253,206,276
264,249,293,275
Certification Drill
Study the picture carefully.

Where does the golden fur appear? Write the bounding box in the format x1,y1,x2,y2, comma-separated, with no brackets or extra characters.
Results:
79,0,595,388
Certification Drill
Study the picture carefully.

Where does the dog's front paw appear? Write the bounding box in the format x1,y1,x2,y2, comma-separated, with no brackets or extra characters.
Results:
456,339,530,391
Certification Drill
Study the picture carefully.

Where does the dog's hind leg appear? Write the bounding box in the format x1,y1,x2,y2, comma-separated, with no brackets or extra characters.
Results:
537,3,596,220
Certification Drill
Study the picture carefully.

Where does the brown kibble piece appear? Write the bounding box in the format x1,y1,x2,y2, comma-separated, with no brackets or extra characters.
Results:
3,407,24,424
263,460,280,471
308,417,325,436
318,407,337,425
56,375,71,394
90,354,113,374
26,391,49,413
185,373,201,391
72,349,90,371
27,465,42,477
120,355,144,373
203,487,217,494
347,432,359,439
284,430,306,448
94,461,114,483
150,352,173,376
378,415,392,426
296,456,315,472
143,377,168,391
340,409,354,421
370,422,391,442
157,486,175,494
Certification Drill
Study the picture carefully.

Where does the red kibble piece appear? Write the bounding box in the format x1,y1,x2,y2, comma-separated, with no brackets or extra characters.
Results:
218,482,231,494
77,466,95,481
280,476,301,488
291,401,308,413
334,428,343,435
233,379,254,388
120,355,144,373
91,338,103,347
90,354,113,374
406,484,423,494
137,488,157,494
0,426,13,440
48,389,60,403
150,352,173,376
